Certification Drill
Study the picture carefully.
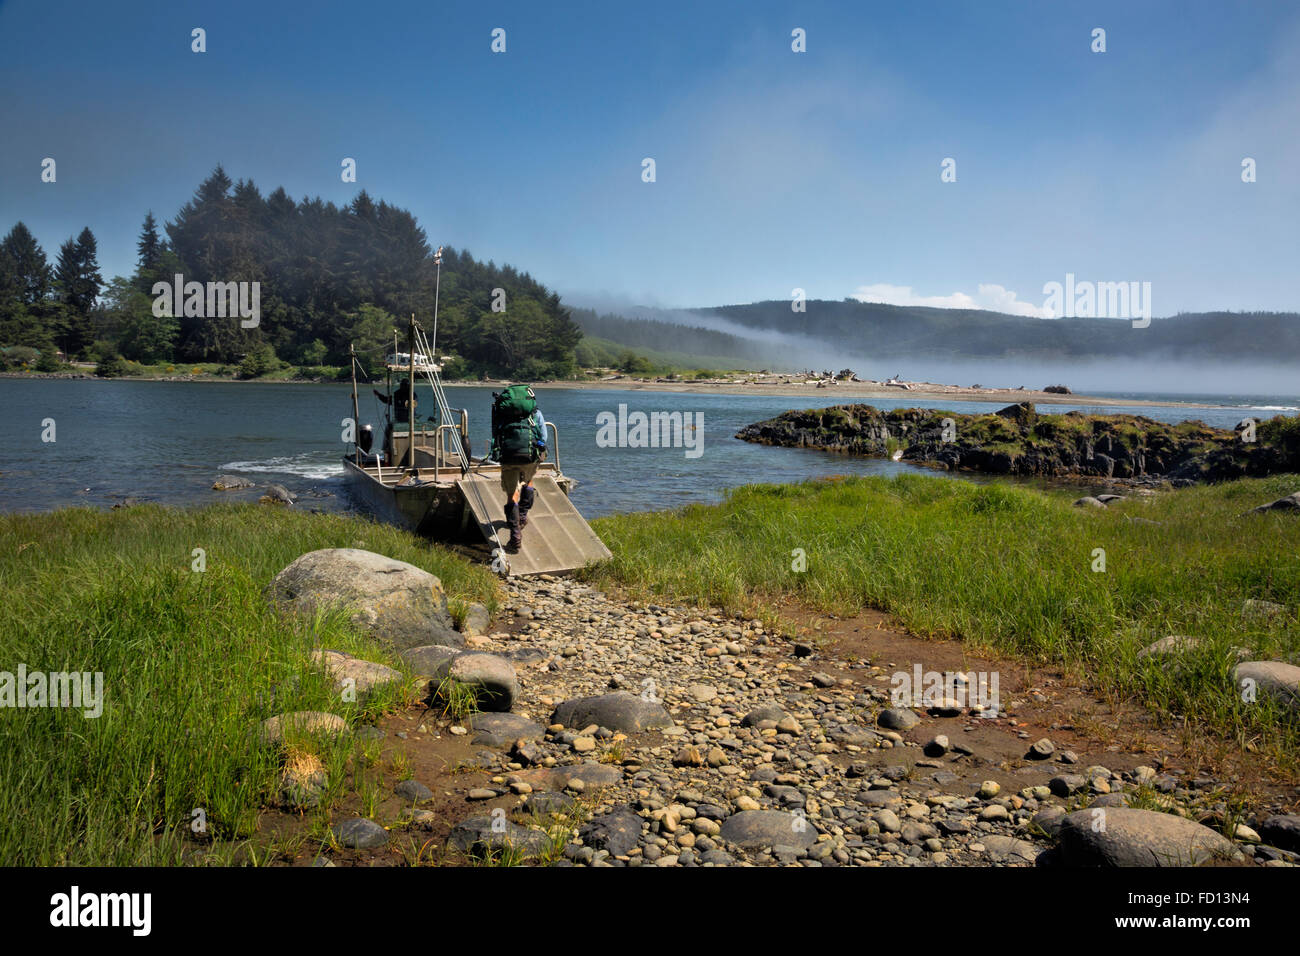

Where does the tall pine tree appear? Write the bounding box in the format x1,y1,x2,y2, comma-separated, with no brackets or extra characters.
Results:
0,223,54,350
135,211,164,292
1,222,52,306
51,227,102,355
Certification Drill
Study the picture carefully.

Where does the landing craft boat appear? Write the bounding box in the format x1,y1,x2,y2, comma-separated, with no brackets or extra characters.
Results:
340,251,610,576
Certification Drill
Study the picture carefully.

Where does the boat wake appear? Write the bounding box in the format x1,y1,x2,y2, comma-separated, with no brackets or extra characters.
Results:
220,454,344,481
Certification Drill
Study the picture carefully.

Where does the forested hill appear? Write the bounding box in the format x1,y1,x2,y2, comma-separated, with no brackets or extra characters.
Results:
696,299,1300,363
0,166,581,378
567,307,773,364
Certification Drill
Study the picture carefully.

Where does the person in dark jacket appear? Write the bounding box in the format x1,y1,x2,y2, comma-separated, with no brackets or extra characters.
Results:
500,406,547,552
375,378,416,422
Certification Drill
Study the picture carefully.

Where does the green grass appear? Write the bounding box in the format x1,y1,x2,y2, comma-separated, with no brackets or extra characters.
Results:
0,503,498,865
583,473,1300,756
429,675,481,721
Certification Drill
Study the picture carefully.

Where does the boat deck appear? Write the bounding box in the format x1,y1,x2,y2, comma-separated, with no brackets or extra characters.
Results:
457,473,612,576
342,457,608,575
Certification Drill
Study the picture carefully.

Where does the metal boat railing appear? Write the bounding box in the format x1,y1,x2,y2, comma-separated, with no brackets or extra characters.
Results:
546,421,560,473
431,423,464,474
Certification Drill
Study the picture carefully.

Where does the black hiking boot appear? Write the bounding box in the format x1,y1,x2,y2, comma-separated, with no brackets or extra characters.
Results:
518,484,535,529
505,501,522,552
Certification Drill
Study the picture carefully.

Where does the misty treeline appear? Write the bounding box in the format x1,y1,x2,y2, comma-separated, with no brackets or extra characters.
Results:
700,300,1300,363
570,300,1300,375
569,308,771,367
0,166,582,379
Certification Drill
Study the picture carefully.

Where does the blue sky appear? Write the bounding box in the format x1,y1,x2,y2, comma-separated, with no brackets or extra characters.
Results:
1,0,1297,316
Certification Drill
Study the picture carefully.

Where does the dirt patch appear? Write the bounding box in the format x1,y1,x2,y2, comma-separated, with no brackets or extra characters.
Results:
781,603,1298,812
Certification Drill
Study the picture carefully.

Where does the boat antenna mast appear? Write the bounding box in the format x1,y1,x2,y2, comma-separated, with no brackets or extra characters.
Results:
406,314,417,470
431,245,443,355
349,343,361,465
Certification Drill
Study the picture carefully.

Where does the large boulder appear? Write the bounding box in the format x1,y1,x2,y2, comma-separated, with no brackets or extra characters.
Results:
1057,808,1242,866
431,652,520,712
579,807,644,857
331,817,388,849
981,835,1041,865
511,763,622,791
460,602,491,637
258,710,348,748
1232,660,1300,712
448,815,548,859
468,711,545,746
1137,635,1251,662
1259,814,1300,853
260,483,296,505
1249,492,1300,514
876,707,920,731
311,649,402,700
740,704,788,727
551,692,672,734
400,644,461,676
267,548,462,649
719,810,818,850
995,402,1037,426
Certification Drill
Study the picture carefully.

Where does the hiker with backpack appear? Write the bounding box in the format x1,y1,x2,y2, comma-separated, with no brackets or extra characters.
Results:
490,384,547,553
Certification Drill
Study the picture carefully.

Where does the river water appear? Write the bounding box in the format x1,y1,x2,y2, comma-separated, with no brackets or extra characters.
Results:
1,379,1295,518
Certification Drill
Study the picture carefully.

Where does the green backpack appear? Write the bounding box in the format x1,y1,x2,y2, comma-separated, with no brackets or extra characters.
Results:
491,385,540,465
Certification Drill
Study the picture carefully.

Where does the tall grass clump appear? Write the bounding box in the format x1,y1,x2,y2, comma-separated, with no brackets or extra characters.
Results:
0,503,498,865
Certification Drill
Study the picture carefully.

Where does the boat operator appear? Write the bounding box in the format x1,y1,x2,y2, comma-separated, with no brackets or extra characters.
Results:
375,378,416,423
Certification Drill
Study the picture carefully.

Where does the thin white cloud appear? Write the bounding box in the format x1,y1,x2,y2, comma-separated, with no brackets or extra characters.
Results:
850,282,1052,318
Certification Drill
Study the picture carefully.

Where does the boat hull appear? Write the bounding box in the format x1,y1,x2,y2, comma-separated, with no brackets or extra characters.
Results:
341,456,572,539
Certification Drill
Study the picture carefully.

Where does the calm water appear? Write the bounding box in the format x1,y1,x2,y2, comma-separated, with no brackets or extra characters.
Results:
1,379,1296,519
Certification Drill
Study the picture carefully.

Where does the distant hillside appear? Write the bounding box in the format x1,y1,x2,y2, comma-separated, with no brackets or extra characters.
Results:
574,334,758,375
574,299,1300,367
568,307,770,365
705,300,1300,363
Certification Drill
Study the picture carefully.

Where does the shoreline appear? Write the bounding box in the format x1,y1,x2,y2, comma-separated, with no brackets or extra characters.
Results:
0,369,1272,411
526,379,1215,409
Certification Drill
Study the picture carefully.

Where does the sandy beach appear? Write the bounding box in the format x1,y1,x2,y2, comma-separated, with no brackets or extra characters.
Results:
523,377,1213,409
2,370,1218,410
